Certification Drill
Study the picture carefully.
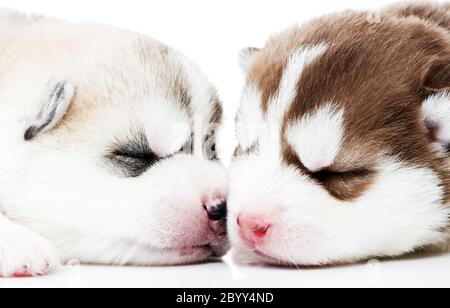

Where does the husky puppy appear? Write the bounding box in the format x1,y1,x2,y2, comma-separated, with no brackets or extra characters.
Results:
0,11,228,277
230,2,450,266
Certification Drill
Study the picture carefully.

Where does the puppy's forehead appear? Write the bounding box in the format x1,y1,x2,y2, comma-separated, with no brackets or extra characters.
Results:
244,12,445,166
248,11,443,113
134,40,222,127
60,37,222,144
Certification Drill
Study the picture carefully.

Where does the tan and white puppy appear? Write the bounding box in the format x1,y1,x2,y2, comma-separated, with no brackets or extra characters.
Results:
0,10,228,277
230,2,450,266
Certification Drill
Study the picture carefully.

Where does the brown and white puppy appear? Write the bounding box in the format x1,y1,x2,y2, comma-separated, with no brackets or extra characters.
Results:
230,2,450,266
0,10,228,277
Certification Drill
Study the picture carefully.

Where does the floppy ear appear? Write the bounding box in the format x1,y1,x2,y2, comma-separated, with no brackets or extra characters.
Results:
238,47,260,74
421,55,450,148
24,80,76,141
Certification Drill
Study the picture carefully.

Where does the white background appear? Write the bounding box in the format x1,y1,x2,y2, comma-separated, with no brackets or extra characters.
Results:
0,0,449,288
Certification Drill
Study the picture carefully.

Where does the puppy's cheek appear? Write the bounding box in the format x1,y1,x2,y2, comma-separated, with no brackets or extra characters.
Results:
149,198,212,245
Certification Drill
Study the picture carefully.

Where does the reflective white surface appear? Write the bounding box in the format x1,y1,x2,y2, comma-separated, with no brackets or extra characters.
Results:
1,252,450,288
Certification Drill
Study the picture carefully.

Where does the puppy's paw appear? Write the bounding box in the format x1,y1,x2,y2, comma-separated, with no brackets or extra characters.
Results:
0,224,60,278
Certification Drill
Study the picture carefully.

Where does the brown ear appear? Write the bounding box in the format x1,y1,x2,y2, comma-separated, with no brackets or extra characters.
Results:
423,58,450,93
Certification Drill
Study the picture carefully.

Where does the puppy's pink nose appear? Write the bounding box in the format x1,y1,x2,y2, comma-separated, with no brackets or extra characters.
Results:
237,215,271,247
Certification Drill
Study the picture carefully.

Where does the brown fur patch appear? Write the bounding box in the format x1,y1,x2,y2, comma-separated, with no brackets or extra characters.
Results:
247,2,450,201
386,1,450,30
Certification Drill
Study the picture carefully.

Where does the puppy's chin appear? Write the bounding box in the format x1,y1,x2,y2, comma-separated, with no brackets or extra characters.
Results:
141,225,230,266
170,242,230,265
141,230,230,266
147,231,230,266
143,246,215,266
229,248,284,267
126,240,229,266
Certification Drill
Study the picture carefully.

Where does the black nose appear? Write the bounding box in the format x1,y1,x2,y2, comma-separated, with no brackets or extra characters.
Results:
206,202,227,221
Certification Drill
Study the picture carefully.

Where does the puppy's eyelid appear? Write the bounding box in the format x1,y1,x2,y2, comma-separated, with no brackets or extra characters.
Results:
106,132,163,177
311,167,372,180
113,148,159,161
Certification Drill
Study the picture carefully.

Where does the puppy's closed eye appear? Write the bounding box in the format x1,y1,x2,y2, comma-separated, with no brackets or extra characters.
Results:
111,147,160,176
310,168,374,201
107,133,160,178
311,168,372,182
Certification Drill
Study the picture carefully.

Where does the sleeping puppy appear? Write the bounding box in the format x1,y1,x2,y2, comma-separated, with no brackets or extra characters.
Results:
230,2,450,266
0,10,228,277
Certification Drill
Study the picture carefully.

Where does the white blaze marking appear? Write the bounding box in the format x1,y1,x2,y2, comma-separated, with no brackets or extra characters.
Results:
267,44,329,124
235,44,329,161
263,44,329,158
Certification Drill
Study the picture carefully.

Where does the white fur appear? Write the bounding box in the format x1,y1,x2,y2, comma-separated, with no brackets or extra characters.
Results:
286,104,344,172
238,48,260,73
0,10,228,273
422,91,450,147
228,158,449,265
0,215,60,277
235,85,263,151
3,155,228,266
